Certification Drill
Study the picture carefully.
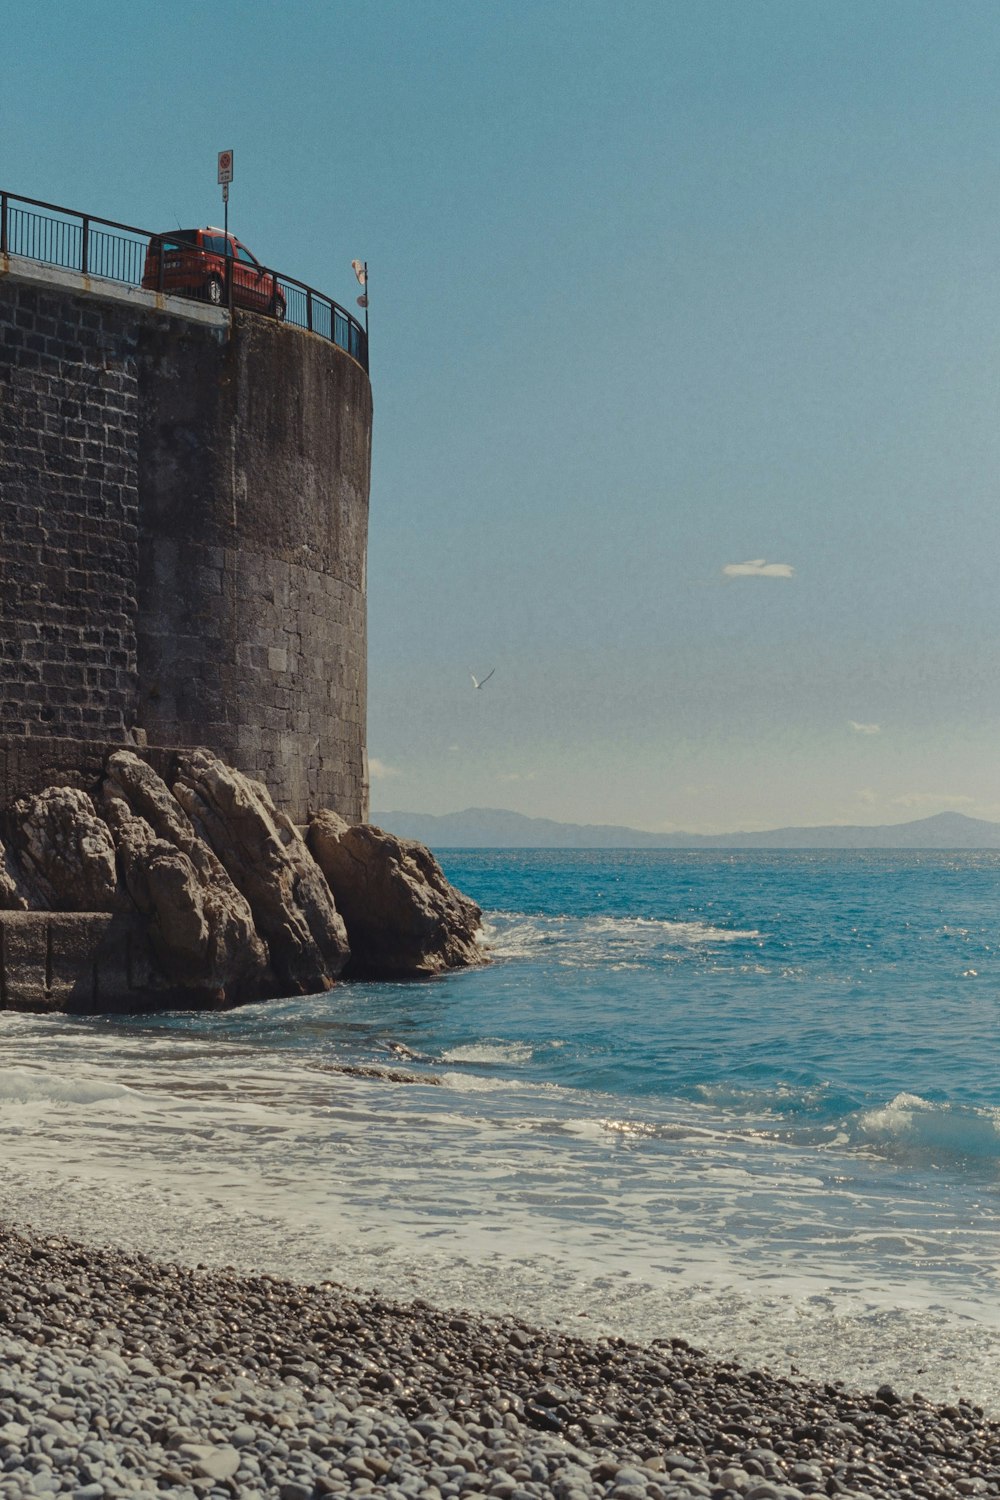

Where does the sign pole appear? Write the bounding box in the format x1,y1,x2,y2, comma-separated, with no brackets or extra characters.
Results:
217,150,234,305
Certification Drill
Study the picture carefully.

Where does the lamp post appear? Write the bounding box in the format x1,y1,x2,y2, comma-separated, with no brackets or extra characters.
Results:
352,258,369,345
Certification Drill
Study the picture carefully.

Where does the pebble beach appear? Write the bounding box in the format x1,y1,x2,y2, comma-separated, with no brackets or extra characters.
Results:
1,1222,997,1500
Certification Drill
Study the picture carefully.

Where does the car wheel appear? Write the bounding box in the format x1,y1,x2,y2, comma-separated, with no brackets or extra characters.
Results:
207,275,224,306
272,296,286,322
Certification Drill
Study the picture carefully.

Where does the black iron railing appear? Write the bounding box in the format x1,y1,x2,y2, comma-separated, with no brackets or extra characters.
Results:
0,189,368,372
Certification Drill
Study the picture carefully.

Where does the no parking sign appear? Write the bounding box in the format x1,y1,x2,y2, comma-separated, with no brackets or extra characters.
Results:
217,149,234,230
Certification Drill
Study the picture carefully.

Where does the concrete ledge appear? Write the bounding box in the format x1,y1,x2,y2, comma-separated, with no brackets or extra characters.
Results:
0,252,231,329
0,911,158,1013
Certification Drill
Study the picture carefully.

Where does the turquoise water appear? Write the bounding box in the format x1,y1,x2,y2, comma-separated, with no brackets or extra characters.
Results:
3,850,1000,1406
440,850,1000,1119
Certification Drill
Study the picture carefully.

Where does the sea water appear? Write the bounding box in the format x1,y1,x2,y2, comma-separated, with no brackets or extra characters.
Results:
3,850,1000,1408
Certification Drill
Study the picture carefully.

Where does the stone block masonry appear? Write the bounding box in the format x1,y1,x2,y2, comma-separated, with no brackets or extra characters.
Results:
0,257,373,824
0,276,140,740
0,911,154,1012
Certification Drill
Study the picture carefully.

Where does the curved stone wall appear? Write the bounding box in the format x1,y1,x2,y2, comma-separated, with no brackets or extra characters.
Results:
137,310,372,823
0,262,372,824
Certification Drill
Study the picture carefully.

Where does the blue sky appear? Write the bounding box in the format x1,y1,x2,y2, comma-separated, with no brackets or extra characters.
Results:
6,0,1000,831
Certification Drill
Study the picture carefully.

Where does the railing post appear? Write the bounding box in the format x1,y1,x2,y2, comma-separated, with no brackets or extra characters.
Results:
0,193,7,257
80,215,89,275
306,289,313,332
157,237,164,293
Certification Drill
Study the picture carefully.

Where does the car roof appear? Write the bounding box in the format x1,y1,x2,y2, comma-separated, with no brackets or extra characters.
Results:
153,227,253,247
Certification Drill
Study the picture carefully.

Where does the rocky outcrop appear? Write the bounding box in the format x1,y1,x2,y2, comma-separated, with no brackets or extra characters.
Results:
308,811,485,978
7,787,120,912
0,748,488,1011
100,753,268,999
173,750,350,995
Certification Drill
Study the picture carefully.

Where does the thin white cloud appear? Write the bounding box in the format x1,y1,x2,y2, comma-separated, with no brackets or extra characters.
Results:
722,558,794,579
368,757,400,781
849,721,881,735
858,788,878,805
497,771,537,783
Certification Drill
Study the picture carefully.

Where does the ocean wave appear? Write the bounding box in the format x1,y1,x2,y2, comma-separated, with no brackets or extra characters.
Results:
853,1092,1000,1163
690,1082,1000,1169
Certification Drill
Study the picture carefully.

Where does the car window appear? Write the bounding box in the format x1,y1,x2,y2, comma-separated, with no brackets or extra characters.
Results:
157,231,198,249
235,244,258,266
202,234,228,255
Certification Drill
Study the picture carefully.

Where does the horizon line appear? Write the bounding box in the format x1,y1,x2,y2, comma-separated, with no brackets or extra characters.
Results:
369,805,998,838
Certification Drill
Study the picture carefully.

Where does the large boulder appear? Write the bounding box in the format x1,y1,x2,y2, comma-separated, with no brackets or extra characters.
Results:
173,750,349,994
308,811,485,978
7,787,120,911
100,752,269,999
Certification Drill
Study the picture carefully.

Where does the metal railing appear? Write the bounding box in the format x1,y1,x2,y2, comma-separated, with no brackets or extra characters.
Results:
0,189,368,372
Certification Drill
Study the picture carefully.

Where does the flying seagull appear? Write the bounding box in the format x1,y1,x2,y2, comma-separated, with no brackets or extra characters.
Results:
470,668,495,689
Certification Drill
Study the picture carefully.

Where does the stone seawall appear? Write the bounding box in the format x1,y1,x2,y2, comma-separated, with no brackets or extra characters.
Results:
0,258,372,823
0,910,154,1013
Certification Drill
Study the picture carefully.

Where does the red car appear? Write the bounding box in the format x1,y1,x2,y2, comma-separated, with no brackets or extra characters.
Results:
142,227,286,319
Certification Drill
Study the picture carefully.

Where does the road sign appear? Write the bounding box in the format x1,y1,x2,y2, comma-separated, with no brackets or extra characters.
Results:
217,150,234,185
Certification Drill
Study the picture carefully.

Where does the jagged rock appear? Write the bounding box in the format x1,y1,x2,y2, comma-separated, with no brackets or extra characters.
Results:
0,837,32,912
173,750,349,994
7,787,120,911
308,811,486,978
100,752,268,998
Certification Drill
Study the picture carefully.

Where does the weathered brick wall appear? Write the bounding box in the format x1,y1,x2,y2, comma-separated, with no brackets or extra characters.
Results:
0,266,372,825
0,278,140,739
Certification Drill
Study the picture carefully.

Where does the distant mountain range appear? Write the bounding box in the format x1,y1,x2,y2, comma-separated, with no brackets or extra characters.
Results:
371,807,1000,850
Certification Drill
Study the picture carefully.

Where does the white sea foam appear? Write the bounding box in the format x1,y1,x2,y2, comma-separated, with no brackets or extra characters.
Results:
0,1066,136,1107
485,911,761,966
436,1070,555,1095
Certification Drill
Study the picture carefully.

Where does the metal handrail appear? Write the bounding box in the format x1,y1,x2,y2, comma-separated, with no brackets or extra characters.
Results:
0,189,368,372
